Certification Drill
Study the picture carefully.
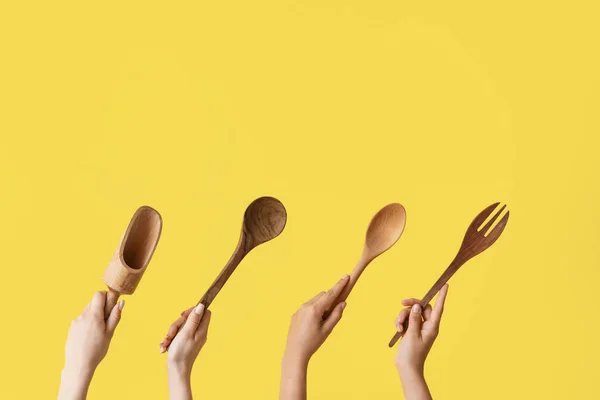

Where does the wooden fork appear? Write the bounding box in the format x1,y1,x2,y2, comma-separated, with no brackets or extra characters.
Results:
388,202,510,347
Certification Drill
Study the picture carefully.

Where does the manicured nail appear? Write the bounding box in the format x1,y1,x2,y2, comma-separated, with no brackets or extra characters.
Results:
412,304,421,313
160,346,166,354
341,302,347,310
118,300,125,310
194,304,205,315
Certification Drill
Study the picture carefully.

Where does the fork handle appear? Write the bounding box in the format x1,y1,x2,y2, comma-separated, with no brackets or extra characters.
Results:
388,258,464,347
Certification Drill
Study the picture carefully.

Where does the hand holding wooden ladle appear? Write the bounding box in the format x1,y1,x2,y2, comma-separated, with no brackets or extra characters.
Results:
160,196,287,353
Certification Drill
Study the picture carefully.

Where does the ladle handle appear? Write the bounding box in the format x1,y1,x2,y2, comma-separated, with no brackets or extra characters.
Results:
197,240,249,309
388,258,464,347
104,288,120,320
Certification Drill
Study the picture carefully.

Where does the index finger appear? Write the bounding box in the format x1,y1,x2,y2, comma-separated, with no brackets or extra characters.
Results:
90,291,107,317
316,274,350,313
430,284,449,326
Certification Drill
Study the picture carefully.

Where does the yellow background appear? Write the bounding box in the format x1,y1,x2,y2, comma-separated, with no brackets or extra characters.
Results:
1,1,599,399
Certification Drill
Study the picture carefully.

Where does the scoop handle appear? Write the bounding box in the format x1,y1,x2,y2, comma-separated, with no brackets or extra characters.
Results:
104,288,120,320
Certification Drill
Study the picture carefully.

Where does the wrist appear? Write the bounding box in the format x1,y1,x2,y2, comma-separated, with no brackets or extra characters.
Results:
167,361,193,400
62,362,95,383
167,360,193,378
282,350,310,372
398,364,425,383
58,364,95,400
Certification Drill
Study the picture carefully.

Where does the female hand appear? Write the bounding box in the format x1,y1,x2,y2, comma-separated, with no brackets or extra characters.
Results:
394,284,449,377
166,304,212,400
280,275,350,400
167,304,212,374
58,291,124,400
64,291,124,373
284,274,350,366
160,306,194,353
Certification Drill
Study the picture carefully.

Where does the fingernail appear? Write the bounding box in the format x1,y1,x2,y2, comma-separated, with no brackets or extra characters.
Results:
412,304,421,313
160,346,166,354
341,274,349,280
194,304,205,315
118,300,125,310
341,302,347,310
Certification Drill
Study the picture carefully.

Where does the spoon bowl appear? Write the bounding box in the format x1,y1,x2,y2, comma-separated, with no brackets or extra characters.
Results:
243,196,287,249
365,203,407,259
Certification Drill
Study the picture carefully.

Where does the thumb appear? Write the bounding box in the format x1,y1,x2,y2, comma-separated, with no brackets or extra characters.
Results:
181,304,205,336
322,301,346,335
106,300,124,334
406,304,423,338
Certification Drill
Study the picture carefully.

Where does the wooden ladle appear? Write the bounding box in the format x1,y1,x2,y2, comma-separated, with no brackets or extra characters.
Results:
161,196,286,351
388,202,510,347
324,203,407,318
198,196,287,308
102,206,163,319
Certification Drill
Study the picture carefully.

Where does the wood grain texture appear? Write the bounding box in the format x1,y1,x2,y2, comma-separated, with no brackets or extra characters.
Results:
324,203,406,318
102,206,163,318
388,202,509,347
198,196,287,308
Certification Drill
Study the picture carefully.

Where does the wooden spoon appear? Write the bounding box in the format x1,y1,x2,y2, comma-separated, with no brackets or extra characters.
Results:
102,206,163,319
324,203,406,318
198,196,287,308
161,196,286,351
388,202,509,347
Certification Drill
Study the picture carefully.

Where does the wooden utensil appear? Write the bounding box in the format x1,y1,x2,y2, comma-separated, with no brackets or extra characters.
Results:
161,196,286,352
388,202,509,347
197,196,287,308
324,203,406,318
102,206,163,319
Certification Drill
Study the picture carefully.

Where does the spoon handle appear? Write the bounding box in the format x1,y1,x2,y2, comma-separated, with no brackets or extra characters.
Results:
388,257,464,347
197,235,249,309
323,253,370,319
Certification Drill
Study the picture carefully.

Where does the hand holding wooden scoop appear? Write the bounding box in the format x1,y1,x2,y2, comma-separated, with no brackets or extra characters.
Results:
388,202,509,347
323,203,406,318
160,196,287,352
102,206,163,319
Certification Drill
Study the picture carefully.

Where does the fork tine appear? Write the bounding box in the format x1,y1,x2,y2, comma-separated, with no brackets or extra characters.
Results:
469,202,500,232
480,204,507,234
485,210,510,245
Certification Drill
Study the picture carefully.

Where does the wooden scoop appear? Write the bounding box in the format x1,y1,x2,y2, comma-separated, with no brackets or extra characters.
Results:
324,203,406,318
161,197,286,351
102,206,163,319
388,202,509,347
